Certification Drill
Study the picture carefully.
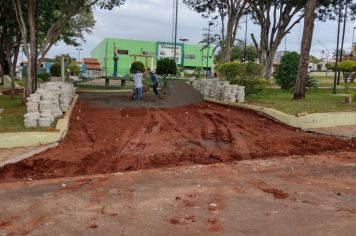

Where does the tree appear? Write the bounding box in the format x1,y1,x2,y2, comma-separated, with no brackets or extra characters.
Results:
336,60,356,90
249,0,356,83
275,52,300,89
293,0,318,100
184,0,248,63
231,40,258,62
130,61,145,74
215,40,258,63
50,63,61,77
156,58,177,78
249,0,307,82
54,54,76,64
12,0,125,101
0,1,21,98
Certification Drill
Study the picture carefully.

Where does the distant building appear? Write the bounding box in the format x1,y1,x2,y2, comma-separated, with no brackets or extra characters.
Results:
82,58,102,77
91,38,214,76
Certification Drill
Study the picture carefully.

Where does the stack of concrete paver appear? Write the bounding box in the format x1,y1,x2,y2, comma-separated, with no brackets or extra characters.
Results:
24,82,75,128
193,79,245,103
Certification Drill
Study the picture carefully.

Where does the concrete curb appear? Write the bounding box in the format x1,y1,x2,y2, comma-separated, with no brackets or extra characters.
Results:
0,95,78,149
0,142,59,167
76,89,132,93
205,98,356,129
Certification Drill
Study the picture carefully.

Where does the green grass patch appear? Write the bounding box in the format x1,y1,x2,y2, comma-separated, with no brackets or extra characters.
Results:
247,88,356,115
312,75,335,81
0,95,57,133
15,79,26,87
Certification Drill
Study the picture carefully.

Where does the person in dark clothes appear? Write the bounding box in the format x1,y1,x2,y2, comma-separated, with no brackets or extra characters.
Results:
147,68,159,95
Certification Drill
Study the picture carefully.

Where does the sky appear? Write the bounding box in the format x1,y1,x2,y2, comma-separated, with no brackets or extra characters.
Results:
48,0,356,60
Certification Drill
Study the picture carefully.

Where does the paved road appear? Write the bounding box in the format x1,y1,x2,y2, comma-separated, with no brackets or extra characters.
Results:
1,153,355,236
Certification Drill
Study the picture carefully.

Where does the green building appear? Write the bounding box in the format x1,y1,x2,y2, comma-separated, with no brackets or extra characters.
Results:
91,38,214,76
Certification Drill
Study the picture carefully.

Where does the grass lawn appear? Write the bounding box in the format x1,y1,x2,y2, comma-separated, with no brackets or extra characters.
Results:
247,88,356,115
0,95,57,133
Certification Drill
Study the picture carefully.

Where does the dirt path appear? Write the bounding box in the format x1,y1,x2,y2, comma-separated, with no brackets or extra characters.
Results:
0,155,355,236
1,98,356,182
79,80,204,108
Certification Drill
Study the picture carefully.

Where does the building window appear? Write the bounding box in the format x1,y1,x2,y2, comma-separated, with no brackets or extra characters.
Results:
117,49,129,55
184,54,196,60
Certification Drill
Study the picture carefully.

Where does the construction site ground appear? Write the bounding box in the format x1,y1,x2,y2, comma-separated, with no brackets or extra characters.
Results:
0,80,355,235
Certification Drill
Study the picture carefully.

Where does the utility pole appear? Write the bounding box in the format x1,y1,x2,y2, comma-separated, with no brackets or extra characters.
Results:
352,27,356,53
206,22,213,78
317,40,330,76
34,0,39,91
179,38,189,72
243,14,248,64
333,1,342,94
173,0,178,64
76,48,83,61
338,1,348,85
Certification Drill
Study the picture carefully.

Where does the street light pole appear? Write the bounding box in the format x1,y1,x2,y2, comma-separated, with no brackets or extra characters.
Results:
179,38,189,70
333,1,342,94
317,40,330,76
76,48,83,61
243,14,248,64
173,0,178,64
34,0,39,92
338,1,348,85
206,22,213,78
352,27,356,47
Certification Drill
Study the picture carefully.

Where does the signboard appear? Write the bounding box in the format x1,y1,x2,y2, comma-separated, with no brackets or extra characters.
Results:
157,43,183,65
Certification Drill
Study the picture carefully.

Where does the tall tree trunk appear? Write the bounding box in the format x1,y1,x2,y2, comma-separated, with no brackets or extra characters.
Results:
293,0,318,100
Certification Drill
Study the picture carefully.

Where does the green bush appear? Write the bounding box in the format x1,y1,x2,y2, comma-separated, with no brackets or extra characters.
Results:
156,58,177,78
38,72,52,82
218,62,265,95
305,75,318,88
326,63,336,71
130,61,145,74
275,52,300,90
69,62,81,76
50,63,61,77
337,60,356,91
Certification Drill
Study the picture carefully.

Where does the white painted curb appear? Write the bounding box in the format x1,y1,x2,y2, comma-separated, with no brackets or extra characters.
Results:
0,95,78,149
205,98,356,129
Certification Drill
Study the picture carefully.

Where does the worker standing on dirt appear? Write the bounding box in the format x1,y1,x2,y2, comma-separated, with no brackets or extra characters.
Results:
147,68,159,96
134,71,143,101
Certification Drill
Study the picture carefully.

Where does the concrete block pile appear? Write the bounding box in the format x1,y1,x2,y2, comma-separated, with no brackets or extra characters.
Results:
24,82,75,128
193,79,245,103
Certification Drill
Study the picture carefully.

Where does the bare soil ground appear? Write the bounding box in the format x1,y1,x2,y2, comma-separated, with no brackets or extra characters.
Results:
1,90,355,182
0,155,355,235
79,80,204,108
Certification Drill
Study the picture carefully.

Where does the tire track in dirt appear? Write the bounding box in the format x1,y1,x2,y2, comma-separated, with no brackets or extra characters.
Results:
1,101,356,182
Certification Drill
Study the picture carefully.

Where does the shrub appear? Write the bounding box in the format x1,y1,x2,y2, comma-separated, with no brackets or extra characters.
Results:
69,62,81,76
326,63,336,71
156,58,177,78
305,75,318,88
337,60,356,90
218,62,265,95
38,72,52,82
130,61,145,74
50,63,61,77
275,52,300,90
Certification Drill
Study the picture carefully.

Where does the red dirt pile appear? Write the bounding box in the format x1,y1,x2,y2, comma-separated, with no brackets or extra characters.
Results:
1,101,355,182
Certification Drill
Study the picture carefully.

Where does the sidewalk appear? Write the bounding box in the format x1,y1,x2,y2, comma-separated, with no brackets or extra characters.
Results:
307,126,356,139
0,143,58,167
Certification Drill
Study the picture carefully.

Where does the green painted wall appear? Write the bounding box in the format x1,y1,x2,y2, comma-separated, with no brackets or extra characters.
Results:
91,38,214,76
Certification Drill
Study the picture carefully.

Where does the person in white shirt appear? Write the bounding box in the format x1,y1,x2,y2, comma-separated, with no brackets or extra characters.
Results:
134,71,143,101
